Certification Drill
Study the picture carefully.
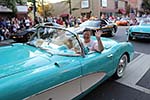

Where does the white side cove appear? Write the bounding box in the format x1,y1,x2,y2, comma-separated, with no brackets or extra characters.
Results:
81,72,106,92
26,72,106,100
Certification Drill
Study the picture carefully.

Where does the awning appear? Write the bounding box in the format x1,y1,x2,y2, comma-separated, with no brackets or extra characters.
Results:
60,13,69,17
0,5,12,12
16,5,28,13
118,9,126,14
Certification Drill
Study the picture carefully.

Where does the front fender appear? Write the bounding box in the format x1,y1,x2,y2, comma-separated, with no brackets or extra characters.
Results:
108,42,134,73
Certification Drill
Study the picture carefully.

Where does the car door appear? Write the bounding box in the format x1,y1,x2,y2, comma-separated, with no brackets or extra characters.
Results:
53,56,82,100
80,51,114,92
27,57,82,100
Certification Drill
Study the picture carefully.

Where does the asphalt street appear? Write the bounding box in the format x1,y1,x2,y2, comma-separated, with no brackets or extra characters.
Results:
81,26,150,100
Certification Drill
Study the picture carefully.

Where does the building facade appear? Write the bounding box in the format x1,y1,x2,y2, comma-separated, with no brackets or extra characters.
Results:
52,0,127,18
128,0,143,16
0,0,28,18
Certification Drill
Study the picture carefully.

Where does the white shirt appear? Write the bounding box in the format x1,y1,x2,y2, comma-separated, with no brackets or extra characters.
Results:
83,40,96,51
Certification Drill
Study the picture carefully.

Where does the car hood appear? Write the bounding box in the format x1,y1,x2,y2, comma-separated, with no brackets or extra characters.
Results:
17,28,36,36
99,37,118,49
0,43,69,79
67,26,99,33
130,26,150,33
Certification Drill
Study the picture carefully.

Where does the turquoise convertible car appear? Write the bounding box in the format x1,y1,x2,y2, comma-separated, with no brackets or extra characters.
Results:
127,18,150,40
0,26,134,100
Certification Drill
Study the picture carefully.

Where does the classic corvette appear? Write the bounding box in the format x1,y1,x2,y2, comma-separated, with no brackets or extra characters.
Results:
0,26,134,100
68,19,117,37
127,18,150,40
9,22,63,43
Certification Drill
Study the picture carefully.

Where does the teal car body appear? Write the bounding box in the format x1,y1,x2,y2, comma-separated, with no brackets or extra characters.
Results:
127,18,150,40
0,26,134,100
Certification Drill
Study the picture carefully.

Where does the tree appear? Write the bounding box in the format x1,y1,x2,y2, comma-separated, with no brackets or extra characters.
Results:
1,0,23,15
125,4,131,16
27,0,33,2
141,0,150,14
37,3,54,17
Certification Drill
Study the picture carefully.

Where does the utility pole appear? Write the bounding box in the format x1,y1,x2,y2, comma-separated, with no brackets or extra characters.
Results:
68,0,72,15
42,0,45,22
33,0,36,22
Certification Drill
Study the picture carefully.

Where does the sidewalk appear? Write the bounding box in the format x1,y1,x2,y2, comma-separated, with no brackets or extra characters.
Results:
117,53,150,94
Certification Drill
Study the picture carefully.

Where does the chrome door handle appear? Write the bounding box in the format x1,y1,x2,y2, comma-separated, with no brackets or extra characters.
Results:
107,54,113,58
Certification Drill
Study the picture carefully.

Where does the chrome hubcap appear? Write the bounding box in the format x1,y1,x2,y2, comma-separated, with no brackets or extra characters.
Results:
117,55,127,77
111,28,115,36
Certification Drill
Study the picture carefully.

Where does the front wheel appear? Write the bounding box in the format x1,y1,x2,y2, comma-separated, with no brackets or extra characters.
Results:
110,28,115,37
128,35,133,41
113,54,128,79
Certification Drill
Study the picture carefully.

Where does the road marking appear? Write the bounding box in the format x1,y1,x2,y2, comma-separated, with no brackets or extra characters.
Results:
134,51,144,54
116,54,150,94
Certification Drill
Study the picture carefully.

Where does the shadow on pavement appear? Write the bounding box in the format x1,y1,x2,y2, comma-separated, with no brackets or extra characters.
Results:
136,68,150,89
130,39,150,43
81,79,150,100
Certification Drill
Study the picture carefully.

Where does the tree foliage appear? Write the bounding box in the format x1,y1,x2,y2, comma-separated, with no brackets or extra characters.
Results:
125,4,131,16
27,0,54,17
1,0,23,14
141,0,150,14
37,3,54,17
27,0,33,2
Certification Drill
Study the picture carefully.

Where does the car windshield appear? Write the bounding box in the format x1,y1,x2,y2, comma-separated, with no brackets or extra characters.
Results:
33,22,62,28
120,18,129,21
79,20,100,27
28,26,82,56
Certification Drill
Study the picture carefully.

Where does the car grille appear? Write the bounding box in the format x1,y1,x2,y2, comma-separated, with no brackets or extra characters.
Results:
132,32,150,38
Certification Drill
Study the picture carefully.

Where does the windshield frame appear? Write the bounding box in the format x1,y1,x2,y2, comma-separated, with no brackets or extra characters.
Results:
28,25,86,57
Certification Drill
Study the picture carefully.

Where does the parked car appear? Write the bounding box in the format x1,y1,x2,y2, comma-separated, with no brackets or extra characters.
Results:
116,18,130,26
127,18,150,40
9,22,63,42
69,19,117,37
0,25,134,100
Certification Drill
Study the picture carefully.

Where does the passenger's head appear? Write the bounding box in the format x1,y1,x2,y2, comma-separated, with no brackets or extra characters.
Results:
83,28,92,43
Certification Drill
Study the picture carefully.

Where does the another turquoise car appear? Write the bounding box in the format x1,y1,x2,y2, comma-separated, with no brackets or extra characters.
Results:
127,18,150,40
0,26,134,100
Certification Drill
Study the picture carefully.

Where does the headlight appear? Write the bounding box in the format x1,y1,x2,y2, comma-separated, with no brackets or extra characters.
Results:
12,36,16,39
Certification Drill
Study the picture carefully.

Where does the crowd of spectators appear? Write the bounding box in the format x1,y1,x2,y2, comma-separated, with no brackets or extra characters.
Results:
2,13,145,41
0,17,33,41
0,15,87,41
44,15,85,28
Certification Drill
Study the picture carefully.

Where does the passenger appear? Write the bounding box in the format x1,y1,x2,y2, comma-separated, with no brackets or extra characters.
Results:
82,28,104,52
